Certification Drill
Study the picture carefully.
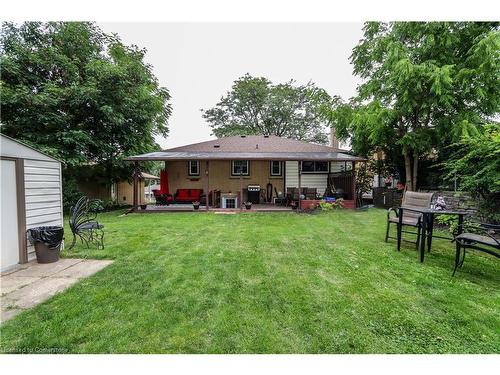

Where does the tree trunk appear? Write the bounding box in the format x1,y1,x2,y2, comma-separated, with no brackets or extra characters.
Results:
404,151,413,191
412,151,418,191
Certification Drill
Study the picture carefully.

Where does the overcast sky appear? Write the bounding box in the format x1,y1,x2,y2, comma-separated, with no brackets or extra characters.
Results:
98,23,364,149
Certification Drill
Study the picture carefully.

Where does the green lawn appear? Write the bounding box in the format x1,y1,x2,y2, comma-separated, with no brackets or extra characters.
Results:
1,209,499,353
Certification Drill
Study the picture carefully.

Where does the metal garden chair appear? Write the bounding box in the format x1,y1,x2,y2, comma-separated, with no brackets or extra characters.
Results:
68,196,105,250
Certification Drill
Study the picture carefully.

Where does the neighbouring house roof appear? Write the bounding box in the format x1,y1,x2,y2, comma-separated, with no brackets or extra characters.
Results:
141,172,160,180
125,135,365,162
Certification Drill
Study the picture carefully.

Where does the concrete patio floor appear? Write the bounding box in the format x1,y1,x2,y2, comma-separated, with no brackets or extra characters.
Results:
0,258,113,323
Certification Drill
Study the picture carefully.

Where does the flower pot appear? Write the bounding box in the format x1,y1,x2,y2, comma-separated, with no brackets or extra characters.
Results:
193,204,200,210
140,204,147,210
245,204,252,210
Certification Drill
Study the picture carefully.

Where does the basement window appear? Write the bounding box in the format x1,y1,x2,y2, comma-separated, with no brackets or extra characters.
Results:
231,160,249,176
270,160,282,176
188,160,200,176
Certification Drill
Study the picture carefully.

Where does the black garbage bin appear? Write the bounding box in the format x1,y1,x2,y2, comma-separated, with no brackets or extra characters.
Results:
27,226,64,264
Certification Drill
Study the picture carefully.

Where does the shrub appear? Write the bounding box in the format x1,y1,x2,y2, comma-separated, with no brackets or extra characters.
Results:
319,199,344,211
435,214,459,233
62,177,83,213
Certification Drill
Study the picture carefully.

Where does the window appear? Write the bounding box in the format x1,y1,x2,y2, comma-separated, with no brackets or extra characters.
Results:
270,161,282,176
231,160,249,176
188,160,199,176
301,161,329,173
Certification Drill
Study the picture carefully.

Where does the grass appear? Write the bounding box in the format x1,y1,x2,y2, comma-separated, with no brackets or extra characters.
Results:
1,209,499,353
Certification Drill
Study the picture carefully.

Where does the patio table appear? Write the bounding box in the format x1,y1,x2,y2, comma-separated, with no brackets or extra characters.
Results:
397,205,468,262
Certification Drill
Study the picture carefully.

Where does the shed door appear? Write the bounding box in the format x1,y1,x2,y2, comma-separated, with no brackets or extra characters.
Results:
1,159,20,272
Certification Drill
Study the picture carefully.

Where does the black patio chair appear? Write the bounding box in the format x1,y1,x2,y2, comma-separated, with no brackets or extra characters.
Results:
305,188,317,200
286,187,299,206
452,223,500,276
68,196,105,250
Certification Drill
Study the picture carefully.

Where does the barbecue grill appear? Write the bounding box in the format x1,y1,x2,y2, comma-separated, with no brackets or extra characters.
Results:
247,185,261,204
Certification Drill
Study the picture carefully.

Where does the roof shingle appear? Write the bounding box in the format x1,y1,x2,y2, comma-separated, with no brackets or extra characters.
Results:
125,135,365,162
164,135,347,153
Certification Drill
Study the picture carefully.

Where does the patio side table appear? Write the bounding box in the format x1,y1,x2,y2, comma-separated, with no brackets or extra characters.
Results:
397,206,468,263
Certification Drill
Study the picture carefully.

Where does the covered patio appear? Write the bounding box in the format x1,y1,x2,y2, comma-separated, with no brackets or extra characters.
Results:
124,136,366,212
138,203,293,212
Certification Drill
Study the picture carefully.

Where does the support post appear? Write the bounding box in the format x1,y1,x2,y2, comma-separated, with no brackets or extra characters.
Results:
239,171,243,211
352,161,356,208
133,161,139,211
298,161,302,212
205,160,209,211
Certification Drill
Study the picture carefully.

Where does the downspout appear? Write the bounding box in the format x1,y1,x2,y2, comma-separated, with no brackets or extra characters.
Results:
298,161,302,212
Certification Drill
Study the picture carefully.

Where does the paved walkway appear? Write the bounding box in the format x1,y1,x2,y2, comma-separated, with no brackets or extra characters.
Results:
1,258,113,323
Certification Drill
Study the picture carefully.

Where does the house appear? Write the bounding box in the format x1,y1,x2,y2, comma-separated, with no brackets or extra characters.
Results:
125,135,365,211
77,172,159,206
0,134,63,272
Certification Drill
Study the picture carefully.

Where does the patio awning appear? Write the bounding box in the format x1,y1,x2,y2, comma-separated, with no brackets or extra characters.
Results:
125,151,366,162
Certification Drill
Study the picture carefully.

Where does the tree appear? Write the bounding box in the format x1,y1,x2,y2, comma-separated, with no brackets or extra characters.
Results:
444,125,500,222
1,22,172,201
202,74,333,144
329,22,500,190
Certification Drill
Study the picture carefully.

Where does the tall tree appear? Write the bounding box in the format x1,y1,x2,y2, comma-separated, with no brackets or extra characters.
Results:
202,74,333,144
1,22,172,187
329,22,499,190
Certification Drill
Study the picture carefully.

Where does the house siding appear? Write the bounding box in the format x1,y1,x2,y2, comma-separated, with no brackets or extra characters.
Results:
165,160,285,199
116,180,145,205
24,159,63,260
284,161,346,194
77,179,145,205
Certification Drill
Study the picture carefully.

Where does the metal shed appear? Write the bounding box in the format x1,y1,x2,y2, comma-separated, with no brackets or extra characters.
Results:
1,134,63,272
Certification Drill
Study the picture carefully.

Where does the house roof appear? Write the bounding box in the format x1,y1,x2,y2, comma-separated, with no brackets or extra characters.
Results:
125,135,365,162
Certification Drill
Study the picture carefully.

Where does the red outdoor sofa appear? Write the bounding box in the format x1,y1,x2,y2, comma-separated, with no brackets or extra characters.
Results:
174,189,204,203
152,170,204,205
152,189,173,205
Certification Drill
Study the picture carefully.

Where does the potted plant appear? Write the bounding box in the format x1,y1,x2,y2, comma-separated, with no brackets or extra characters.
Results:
290,201,298,210
384,176,393,187
140,204,147,210
192,201,200,210
244,201,252,210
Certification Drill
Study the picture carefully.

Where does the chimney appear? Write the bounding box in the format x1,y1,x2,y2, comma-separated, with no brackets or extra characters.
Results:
330,127,339,149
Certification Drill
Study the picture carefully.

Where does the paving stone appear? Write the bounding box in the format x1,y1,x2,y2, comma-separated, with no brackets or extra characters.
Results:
0,308,22,323
11,259,82,278
1,276,41,295
54,259,113,279
4,277,79,309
